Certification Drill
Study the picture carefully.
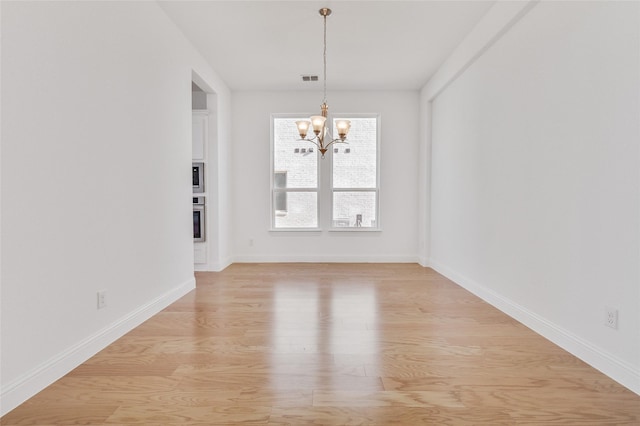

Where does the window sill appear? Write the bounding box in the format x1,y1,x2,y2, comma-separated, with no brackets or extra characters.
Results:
269,228,322,232
268,228,382,233
329,227,382,232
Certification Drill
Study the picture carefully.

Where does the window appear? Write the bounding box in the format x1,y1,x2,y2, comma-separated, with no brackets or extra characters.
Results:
271,114,379,230
331,116,379,229
274,171,287,213
271,117,318,229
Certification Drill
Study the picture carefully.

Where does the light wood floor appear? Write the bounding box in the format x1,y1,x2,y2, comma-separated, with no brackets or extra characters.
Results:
3,263,639,425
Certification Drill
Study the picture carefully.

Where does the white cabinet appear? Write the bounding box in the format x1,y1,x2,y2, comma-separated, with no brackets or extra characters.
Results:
194,243,207,264
192,111,208,161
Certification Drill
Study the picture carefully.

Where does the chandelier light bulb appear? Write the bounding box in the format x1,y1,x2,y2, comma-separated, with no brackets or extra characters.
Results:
310,116,326,135
296,120,310,139
335,120,351,140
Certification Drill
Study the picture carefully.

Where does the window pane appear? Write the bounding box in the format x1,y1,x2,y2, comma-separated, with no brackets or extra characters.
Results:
332,191,377,228
274,171,288,212
274,191,318,228
275,192,287,212
274,171,287,188
333,117,377,189
274,118,317,188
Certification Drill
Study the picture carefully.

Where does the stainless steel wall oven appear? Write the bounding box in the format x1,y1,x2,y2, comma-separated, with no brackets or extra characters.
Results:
192,162,204,193
193,196,205,242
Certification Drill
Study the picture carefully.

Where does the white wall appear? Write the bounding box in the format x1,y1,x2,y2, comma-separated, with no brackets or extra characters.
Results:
231,91,419,262
427,1,640,392
1,1,231,414
417,92,432,267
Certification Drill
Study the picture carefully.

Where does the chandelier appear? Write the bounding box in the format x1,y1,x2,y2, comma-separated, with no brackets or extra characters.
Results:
295,8,351,158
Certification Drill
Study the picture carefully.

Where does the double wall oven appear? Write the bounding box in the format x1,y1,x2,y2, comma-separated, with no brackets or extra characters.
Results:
193,196,205,242
192,162,205,242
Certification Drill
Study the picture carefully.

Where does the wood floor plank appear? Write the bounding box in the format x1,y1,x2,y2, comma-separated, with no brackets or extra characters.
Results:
20,376,181,403
2,263,639,425
361,406,515,425
312,390,465,408
104,404,271,424
267,406,372,425
0,403,119,425
174,360,365,377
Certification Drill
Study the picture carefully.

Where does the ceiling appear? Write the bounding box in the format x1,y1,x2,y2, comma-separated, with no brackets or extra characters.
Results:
159,1,495,91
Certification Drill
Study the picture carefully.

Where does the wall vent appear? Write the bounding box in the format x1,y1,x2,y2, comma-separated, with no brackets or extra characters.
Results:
301,75,319,82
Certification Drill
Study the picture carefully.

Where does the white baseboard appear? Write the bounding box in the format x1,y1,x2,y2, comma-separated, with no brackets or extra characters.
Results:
428,258,640,396
0,277,195,416
195,256,233,272
232,255,420,263
417,256,430,268
211,256,233,272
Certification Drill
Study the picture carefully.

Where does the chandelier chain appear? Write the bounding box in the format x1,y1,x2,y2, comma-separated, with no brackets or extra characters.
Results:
323,13,327,104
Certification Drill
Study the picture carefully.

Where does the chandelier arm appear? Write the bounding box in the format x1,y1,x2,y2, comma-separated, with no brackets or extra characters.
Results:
324,138,348,149
298,138,322,150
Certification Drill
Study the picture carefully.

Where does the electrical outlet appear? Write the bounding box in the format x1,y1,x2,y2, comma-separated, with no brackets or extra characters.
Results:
97,290,107,310
605,307,618,329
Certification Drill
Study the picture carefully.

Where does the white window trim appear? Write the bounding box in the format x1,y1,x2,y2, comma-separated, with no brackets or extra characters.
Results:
329,113,381,231
270,113,321,231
